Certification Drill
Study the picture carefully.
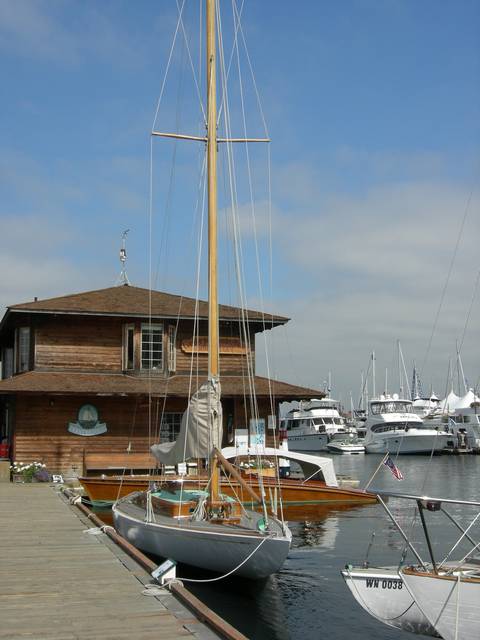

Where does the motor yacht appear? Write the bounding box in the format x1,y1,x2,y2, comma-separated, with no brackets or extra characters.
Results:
364,394,450,454
281,398,347,452
326,432,365,454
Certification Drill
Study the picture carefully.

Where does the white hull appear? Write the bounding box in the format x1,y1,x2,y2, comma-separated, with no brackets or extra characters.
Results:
287,432,329,451
113,493,291,580
402,570,480,640
283,397,346,452
327,442,365,454
365,430,450,454
341,566,437,636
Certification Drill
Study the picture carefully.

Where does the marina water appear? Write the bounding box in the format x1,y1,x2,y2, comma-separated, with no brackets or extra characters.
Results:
184,454,479,639
96,454,478,639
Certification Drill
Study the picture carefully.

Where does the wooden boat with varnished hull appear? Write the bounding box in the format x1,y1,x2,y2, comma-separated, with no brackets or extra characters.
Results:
80,447,377,511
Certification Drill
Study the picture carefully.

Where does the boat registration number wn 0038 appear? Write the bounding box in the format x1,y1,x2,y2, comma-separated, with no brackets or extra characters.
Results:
365,578,403,590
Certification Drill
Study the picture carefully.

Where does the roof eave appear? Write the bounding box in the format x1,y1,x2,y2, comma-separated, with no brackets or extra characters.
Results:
3,307,288,326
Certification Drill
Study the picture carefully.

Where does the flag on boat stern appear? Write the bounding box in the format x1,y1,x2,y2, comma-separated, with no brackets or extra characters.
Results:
383,455,404,481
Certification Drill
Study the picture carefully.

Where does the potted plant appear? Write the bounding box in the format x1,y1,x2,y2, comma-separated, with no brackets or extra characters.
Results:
10,461,50,483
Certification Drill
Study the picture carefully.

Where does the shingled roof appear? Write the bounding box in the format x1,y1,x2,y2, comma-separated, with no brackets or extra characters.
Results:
0,371,322,400
6,285,288,325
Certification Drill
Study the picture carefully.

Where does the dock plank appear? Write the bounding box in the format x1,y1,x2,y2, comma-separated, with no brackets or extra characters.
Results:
0,484,218,640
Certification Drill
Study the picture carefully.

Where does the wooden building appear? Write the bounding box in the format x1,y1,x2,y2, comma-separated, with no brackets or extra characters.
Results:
0,285,321,475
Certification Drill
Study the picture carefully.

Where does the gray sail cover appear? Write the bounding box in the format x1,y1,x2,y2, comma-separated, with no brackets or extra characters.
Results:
151,379,222,466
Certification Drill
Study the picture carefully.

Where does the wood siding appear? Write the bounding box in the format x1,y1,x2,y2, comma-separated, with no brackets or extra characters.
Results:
35,317,123,371
13,394,278,474
13,395,186,475
174,321,255,375
32,316,255,376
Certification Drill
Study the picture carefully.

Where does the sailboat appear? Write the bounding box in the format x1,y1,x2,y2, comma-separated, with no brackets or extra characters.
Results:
112,0,291,579
343,491,480,638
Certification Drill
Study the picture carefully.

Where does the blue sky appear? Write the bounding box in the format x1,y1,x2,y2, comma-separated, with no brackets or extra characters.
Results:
1,1,479,404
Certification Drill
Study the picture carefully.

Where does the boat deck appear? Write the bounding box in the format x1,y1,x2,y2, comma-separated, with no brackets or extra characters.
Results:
0,482,220,640
118,492,286,537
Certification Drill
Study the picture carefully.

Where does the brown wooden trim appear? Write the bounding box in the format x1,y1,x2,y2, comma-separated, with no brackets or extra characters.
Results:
182,336,248,355
402,567,480,584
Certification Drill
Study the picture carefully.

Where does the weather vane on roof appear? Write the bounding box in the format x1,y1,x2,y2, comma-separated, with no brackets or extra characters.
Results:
116,229,131,286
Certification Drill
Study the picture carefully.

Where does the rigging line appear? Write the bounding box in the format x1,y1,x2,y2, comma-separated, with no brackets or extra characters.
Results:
183,152,208,466
358,356,373,409
217,2,257,418
227,14,261,423
217,7,267,486
158,153,207,450
152,0,186,130
174,0,207,124
439,510,480,570
458,264,480,354
216,0,245,127
117,398,140,499
148,136,154,447
154,36,187,291
420,189,473,378
232,0,269,138
198,0,202,98
266,146,277,419
152,152,207,449
232,0,275,418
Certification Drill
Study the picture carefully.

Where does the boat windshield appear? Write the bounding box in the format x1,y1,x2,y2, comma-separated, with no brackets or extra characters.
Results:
371,423,407,433
371,401,412,415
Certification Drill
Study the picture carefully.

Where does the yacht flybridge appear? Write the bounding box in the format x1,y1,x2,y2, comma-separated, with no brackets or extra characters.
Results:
364,394,450,454
282,398,348,452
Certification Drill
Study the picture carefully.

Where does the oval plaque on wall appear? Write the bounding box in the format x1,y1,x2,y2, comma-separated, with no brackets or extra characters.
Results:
68,404,107,436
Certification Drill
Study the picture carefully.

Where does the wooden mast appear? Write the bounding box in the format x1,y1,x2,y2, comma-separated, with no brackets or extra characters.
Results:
207,0,218,380
206,0,221,506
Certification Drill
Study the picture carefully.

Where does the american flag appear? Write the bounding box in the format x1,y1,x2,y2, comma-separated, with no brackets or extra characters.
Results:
383,455,404,481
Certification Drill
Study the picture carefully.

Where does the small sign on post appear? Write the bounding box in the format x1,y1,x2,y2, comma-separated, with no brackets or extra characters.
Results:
249,418,265,447
234,429,248,452
151,559,177,584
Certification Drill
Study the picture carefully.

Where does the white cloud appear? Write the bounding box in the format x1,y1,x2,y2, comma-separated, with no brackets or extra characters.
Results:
279,181,479,292
0,1,147,67
0,1,73,61
253,165,480,402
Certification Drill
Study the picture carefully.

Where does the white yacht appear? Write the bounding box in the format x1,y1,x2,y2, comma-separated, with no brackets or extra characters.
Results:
281,398,347,452
449,390,480,452
364,394,450,454
326,432,365,454
411,393,440,418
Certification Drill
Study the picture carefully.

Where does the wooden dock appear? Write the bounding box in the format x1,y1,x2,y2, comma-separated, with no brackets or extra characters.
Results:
0,483,220,640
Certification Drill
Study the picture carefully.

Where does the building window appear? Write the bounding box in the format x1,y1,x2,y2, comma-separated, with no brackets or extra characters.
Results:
2,348,13,379
160,412,183,442
122,324,135,370
168,325,176,373
141,323,163,370
15,327,30,373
